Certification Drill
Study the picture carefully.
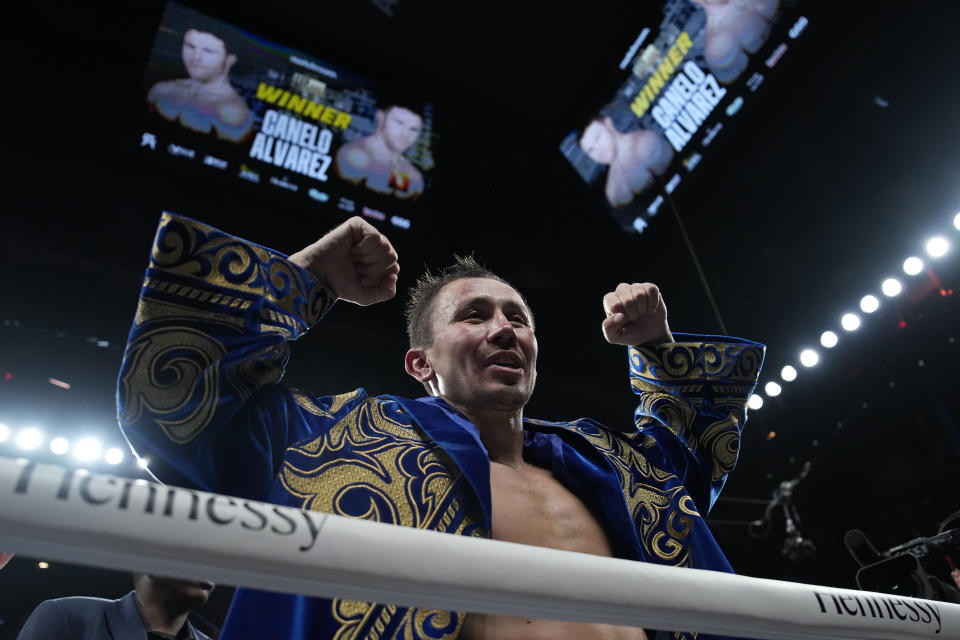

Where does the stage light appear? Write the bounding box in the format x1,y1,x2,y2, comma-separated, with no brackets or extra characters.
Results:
0,423,9,443
781,365,798,382
104,447,124,465
820,331,838,348
903,257,924,276
748,394,764,410
73,437,102,463
860,295,879,313
954,211,960,231
841,313,861,331
881,278,902,297
15,428,43,451
800,349,819,367
764,381,782,397
137,457,151,469
37,562,49,569
926,237,948,258
49,437,70,455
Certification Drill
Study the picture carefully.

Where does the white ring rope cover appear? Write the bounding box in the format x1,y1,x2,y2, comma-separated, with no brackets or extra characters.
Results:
0,456,956,640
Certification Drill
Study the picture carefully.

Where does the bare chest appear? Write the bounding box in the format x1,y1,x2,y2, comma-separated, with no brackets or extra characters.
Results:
462,463,647,640
488,461,613,556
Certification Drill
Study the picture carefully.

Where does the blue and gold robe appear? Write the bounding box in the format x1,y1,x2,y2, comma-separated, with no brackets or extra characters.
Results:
117,213,765,640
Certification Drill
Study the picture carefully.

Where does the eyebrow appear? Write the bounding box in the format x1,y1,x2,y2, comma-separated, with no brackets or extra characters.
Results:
455,296,534,324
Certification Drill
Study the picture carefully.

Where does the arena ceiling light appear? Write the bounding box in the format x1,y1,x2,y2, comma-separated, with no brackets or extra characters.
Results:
903,257,924,275
925,236,949,258
73,437,102,463
15,427,43,451
799,349,819,367
881,278,902,297
104,447,125,465
748,394,764,410
840,313,861,331
820,331,838,348
756,207,958,415
50,437,70,455
136,456,151,470
0,423,10,443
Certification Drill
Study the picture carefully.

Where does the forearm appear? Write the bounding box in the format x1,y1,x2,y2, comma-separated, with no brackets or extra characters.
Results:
116,213,335,492
628,334,765,511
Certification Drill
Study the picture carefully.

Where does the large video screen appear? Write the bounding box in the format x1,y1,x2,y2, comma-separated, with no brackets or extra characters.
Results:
560,0,809,233
138,2,437,230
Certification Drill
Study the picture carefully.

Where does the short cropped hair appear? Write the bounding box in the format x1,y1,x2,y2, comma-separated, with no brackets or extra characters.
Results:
404,256,532,348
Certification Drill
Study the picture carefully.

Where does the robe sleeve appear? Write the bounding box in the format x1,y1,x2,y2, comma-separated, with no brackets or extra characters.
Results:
116,212,359,500
628,333,765,514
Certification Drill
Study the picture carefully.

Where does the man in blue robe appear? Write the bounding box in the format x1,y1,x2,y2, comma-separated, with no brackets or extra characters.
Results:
117,213,764,639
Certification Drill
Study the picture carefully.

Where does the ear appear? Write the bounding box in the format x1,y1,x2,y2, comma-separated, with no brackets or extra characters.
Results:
404,348,434,384
375,109,386,128
225,53,237,72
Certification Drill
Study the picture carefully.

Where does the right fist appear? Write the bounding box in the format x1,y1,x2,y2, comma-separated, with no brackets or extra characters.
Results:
288,217,399,306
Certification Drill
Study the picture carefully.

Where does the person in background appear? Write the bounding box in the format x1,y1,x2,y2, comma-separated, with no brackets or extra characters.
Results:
579,116,673,208
147,18,253,143
17,573,214,640
335,103,425,199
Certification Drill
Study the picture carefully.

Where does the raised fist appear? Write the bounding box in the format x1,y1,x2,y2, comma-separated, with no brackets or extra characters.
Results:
288,217,399,306
601,282,673,346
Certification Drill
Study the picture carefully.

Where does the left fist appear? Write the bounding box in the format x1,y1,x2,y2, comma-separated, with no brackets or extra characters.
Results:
602,282,673,346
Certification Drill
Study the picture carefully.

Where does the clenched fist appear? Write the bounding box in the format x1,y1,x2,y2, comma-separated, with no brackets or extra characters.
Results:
601,282,673,346
288,217,399,306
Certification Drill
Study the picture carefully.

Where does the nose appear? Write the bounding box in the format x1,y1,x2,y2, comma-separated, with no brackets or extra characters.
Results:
487,312,517,347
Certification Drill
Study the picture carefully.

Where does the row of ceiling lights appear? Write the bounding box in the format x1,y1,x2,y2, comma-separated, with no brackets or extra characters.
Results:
0,423,148,469
748,213,959,410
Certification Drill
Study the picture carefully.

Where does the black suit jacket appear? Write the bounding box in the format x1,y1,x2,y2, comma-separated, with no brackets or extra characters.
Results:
17,591,211,640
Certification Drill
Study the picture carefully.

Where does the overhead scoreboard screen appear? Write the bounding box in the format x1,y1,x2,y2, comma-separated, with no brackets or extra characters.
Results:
138,1,438,230
560,0,809,234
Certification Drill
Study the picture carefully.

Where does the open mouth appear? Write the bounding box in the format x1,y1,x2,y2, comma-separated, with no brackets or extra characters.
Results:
485,352,523,372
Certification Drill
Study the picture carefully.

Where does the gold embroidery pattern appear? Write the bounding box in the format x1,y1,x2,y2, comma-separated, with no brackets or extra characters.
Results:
151,213,333,326
566,422,696,567
630,342,758,484
280,397,479,639
629,342,764,386
118,326,226,444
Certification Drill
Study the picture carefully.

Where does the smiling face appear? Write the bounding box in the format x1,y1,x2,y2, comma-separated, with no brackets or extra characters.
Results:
181,29,232,82
406,278,538,413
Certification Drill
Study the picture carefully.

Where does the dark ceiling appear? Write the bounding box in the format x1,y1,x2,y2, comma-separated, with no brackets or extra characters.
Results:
2,0,959,635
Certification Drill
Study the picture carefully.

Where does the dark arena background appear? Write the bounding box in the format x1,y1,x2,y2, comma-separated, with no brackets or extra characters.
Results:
2,0,959,636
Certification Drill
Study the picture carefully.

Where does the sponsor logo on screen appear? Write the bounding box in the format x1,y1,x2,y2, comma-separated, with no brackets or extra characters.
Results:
308,188,330,202
765,43,788,68
239,165,260,183
167,144,195,159
269,176,299,192
789,16,808,39
725,96,744,117
362,206,386,221
203,155,228,170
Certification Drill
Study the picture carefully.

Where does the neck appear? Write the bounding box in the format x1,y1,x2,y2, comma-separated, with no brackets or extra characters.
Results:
364,133,400,162
186,73,231,90
613,132,633,165
135,591,189,637
448,400,526,467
